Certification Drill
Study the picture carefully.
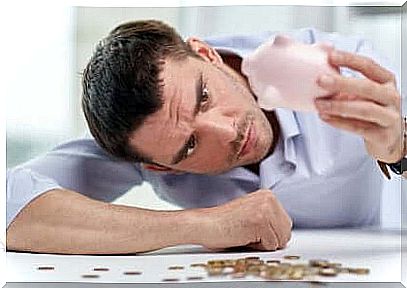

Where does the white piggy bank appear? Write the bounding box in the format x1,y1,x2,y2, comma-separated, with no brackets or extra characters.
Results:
241,35,339,112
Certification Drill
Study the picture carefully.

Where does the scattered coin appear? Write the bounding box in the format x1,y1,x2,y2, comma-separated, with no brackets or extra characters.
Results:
207,267,223,276
184,256,370,282
124,271,142,275
266,260,281,264
190,263,207,268
162,278,180,282
349,268,370,275
93,268,109,272
37,266,55,271
309,259,330,268
284,255,301,260
168,266,185,270
319,268,338,277
186,276,204,281
81,274,100,278
245,256,261,260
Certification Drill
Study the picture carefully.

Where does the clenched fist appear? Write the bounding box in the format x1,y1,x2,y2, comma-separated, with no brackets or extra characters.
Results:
198,189,292,251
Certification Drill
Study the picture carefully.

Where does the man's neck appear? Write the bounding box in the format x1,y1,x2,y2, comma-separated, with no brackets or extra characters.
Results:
220,50,280,176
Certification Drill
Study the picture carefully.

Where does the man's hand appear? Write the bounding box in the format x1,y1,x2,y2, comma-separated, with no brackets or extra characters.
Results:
199,189,292,251
314,50,403,163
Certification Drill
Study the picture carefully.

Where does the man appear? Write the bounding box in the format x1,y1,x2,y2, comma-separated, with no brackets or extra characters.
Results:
6,20,405,254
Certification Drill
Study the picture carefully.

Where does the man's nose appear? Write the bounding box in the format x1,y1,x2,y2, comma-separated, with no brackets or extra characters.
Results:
196,110,237,143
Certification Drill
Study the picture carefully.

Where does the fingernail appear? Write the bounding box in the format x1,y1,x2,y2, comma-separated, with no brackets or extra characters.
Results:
319,75,335,86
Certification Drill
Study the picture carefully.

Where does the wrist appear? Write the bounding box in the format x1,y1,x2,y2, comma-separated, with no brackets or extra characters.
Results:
168,208,218,246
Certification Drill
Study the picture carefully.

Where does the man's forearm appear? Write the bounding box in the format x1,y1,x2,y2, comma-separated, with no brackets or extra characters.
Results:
6,189,204,254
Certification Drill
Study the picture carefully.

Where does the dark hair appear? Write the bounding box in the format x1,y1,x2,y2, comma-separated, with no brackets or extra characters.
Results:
82,20,197,162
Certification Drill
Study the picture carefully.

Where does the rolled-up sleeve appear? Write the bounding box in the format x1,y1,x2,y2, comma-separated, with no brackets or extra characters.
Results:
6,167,62,229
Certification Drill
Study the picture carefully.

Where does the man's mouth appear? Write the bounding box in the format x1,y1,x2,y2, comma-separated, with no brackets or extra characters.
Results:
237,120,255,159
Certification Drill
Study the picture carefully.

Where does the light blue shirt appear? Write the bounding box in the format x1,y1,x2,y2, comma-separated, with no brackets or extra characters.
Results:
7,27,399,229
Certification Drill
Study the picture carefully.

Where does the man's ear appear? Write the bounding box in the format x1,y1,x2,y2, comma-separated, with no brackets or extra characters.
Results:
186,37,223,65
141,163,185,175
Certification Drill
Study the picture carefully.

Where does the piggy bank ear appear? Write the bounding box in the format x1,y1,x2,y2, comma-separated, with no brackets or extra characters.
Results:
186,37,223,64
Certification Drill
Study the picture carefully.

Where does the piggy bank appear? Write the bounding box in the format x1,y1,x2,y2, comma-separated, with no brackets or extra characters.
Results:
241,35,339,112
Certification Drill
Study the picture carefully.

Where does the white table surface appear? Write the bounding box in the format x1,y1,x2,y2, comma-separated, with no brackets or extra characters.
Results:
5,228,404,283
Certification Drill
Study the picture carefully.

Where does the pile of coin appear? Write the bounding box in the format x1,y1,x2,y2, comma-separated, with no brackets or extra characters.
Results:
187,255,369,281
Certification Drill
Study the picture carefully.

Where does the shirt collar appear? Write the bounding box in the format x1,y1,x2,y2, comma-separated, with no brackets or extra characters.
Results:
221,108,301,187
211,45,302,186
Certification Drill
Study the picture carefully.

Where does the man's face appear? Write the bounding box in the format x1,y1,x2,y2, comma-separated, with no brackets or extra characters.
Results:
129,47,273,174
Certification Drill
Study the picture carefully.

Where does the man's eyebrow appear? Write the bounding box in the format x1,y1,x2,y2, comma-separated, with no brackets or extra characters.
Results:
170,71,203,165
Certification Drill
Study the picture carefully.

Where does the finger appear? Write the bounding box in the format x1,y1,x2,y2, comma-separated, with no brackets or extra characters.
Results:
319,114,378,138
263,221,280,250
317,74,395,107
328,50,396,85
315,99,397,127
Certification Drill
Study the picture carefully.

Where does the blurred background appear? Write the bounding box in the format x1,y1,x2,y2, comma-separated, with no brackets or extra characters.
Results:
4,4,406,229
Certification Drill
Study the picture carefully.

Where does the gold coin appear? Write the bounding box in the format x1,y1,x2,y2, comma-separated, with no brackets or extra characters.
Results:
266,260,281,264
289,270,304,280
207,267,223,276
284,255,301,260
349,268,370,275
81,274,100,278
309,260,329,267
245,256,260,260
93,268,109,272
124,271,142,275
208,260,224,265
37,266,55,271
319,268,338,277
162,278,180,282
187,276,204,281
168,266,185,270
190,263,207,268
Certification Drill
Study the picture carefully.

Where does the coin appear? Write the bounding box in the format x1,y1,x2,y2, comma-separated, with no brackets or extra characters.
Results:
245,256,260,260
187,276,204,280
349,268,370,275
93,268,109,272
319,268,338,277
266,260,281,264
162,278,180,282
309,260,330,268
168,266,185,270
190,263,207,268
207,267,223,276
284,255,301,260
289,269,304,280
124,271,142,275
37,266,55,271
81,274,100,278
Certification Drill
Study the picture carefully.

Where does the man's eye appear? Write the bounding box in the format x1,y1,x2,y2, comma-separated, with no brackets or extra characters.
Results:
185,135,196,157
200,86,210,109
